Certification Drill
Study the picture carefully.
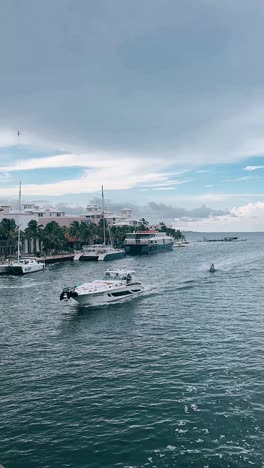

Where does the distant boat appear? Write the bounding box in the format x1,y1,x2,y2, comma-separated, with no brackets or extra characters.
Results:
209,264,216,273
203,236,246,242
7,182,45,275
173,240,189,248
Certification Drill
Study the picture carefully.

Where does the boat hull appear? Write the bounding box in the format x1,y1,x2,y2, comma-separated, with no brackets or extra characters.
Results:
98,250,125,261
72,284,144,306
0,265,9,275
8,264,45,275
124,241,173,256
78,250,125,261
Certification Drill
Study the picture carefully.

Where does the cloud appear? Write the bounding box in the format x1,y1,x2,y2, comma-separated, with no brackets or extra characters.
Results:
223,175,255,182
147,202,230,220
175,201,264,232
244,165,264,171
0,152,181,197
0,172,11,182
1,0,264,169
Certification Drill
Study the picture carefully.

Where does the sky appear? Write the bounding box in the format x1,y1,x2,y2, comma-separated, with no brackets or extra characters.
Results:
1,0,264,231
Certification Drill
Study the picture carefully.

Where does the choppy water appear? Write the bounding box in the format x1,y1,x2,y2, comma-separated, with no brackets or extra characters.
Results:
1,233,264,468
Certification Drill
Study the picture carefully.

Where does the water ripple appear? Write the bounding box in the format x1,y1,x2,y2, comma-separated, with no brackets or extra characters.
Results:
1,234,264,467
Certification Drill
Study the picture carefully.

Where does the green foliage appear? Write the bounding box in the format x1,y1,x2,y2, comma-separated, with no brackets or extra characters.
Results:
0,218,17,241
110,225,134,248
41,221,68,254
0,216,186,257
158,222,185,240
0,218,18,256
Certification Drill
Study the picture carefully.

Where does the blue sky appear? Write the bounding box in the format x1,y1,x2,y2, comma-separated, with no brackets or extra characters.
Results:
1,0,264,230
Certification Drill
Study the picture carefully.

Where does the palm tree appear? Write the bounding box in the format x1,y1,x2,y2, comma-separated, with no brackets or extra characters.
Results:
79,222,97,245
68,221,82,239
42,221,67,254
111,225,134,248
139,218,149,226
0,218,18,255
24,220,43,254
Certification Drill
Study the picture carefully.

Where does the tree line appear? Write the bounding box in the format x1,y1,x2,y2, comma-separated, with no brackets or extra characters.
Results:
0,218,185,257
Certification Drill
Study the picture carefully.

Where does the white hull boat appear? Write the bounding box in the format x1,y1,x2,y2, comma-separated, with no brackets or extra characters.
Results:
0,263,9,275
74,245,125,262
8,258,45,275
60,269,144,306
6,183,46,276
74,186,125,262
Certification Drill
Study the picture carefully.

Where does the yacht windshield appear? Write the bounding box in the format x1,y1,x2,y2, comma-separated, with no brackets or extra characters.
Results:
104,271,133,281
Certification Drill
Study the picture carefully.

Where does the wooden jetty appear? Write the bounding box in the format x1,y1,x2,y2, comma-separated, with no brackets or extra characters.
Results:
38,253,75,264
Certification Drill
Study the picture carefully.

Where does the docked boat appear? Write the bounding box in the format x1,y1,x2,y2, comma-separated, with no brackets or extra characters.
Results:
60,269,144,306
0,262,10,275
173,241,185,248
6,183,46,275
74,245,125,261
74,186,125,261
7,258,45,275
124,231,174,255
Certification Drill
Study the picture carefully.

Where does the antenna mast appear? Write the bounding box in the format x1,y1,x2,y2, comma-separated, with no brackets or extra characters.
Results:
101,185,106,245
17,180,21,262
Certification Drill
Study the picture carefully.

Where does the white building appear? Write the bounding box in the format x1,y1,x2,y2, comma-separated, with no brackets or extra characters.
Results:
80,203,140,227
0,205,39,230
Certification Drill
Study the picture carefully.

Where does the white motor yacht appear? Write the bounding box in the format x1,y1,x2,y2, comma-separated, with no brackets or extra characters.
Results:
7,258,45,275
60,269,144,306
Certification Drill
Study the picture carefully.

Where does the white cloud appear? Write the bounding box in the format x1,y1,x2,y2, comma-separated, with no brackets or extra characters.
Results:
0,154,176,197
152,186,177,191
244,165,264,171
175,201,264,232
223,176,255,182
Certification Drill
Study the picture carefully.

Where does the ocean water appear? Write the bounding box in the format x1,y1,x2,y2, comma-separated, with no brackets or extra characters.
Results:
1,233,264,468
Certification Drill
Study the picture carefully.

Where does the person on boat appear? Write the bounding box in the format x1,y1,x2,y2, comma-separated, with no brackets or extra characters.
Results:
210,263,215,271
126,273,132,283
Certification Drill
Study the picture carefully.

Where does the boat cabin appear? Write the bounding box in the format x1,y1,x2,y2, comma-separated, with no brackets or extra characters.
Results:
103,269,136,281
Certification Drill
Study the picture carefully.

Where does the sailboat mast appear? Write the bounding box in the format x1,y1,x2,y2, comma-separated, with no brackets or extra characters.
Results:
17,180,21,262
102,185,106,245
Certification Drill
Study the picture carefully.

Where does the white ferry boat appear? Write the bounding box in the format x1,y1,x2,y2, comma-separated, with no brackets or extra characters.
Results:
124,231,174,255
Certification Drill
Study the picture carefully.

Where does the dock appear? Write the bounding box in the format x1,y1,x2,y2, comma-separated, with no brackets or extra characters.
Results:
38,253,75,264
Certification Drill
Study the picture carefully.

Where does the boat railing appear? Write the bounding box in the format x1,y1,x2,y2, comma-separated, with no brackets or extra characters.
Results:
124,239,149,245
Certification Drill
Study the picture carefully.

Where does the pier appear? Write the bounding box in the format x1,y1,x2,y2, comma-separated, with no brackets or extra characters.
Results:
38,253,75,264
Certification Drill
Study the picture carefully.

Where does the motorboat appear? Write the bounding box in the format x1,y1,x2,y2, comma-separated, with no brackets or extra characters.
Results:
7,258,45,275
173,241,186,248
209,264,216,273
60,269,144,306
